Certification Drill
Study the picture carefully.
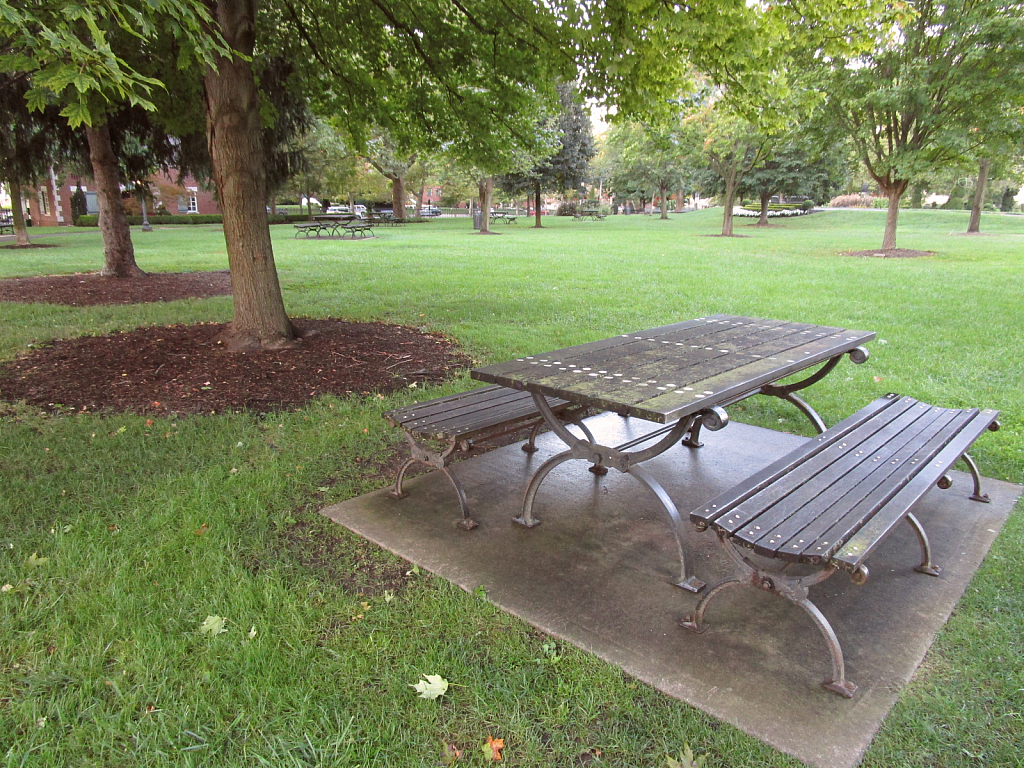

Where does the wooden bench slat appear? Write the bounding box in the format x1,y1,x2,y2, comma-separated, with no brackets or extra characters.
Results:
385,385,537,425
733,402,958,544
713,397,931,535
827,408,997,568
758,407,973,561
406,396,570,438
691,394,903,530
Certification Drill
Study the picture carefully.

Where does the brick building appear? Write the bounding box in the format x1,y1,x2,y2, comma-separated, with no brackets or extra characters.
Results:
19,170,219,226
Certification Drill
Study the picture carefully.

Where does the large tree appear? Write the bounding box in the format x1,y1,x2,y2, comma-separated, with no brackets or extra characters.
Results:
816,0,1024,250
497,82,595,228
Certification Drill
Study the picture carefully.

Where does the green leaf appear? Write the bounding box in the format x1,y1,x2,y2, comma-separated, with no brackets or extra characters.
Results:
58,100,94,128
26,552,49,568
410,673,448,699
199,615,227,635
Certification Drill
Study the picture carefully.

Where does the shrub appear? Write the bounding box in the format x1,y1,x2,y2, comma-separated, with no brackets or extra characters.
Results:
75,214,224,227
801,200,815,211
828,194,876,208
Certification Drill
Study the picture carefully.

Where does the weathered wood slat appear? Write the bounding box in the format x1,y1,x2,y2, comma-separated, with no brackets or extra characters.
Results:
753,408,969,560
741,403,957,541
386,385,532,425
690,396,999,574
827,408,996,569
691,394,903,530
383,385,570,441
711,397,926,535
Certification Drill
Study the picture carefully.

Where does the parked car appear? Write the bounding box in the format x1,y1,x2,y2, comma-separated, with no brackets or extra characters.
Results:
419,205,441,217
326,205,349,214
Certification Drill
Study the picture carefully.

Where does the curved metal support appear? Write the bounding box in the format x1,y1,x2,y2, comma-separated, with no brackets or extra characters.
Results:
680,578,745,632
522,420,544,454
774,391,828,434
683,532,856,696
388,456,478,530
516,449,576,528
796,597,857,697
628,415,697,466
758,356,843,434
906,512,940,576
531,392,585,449
959,453,990,503
629,464,704,592
388,457,418,501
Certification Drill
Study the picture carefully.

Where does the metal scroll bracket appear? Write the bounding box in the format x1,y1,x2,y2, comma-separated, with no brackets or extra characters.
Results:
515,392,707,592
680,531,857,697
758,347,870,435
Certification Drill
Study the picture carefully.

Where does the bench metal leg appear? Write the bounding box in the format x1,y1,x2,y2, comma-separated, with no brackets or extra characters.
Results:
906,512,941,576
629,464,703,592
959,453,990,503
388,434,478,530
681,532,856,697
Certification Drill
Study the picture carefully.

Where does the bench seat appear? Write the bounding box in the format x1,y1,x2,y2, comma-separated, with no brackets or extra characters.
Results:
383,385,585,529
683,393,999,696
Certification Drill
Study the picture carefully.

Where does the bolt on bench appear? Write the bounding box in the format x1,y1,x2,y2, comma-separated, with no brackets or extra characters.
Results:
383,386,592,530
682,393,1000,697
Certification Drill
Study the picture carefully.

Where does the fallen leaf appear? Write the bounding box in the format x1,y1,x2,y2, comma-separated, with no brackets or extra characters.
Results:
482,735,504,761
194,524,209,536
26,552,49,567
248,625,257,639
873,376,883,382
440,743,462,765
1,584,13,593
411,674,449,700
199,615,228,636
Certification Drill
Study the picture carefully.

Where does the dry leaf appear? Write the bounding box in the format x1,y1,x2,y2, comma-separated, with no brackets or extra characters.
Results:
482,735,504,761
199,615,227,635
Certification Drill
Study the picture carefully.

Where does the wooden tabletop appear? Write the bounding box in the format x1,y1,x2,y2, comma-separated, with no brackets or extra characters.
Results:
471,315,875,424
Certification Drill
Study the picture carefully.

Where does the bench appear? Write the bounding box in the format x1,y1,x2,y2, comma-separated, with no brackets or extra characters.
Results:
682,393,1000,697
383,385,591,530
0,221,14,235
293,222,326,238
340,221,374,238
490,211,518,224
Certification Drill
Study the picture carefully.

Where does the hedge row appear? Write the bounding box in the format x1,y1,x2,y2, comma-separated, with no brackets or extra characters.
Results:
74,213,313,227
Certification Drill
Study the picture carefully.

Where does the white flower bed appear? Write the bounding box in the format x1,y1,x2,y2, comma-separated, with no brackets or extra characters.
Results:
732,206,808,218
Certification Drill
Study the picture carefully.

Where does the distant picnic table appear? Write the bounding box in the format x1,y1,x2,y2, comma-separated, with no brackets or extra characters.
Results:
294,214,374,239
489,210,518,224
574,209,605,221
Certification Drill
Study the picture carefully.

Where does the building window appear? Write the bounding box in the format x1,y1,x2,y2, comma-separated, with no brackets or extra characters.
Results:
38,188,50,216
187,187,198,213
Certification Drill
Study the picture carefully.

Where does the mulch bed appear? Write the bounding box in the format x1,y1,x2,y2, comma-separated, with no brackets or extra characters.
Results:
0,270,233,306
0,271,472,415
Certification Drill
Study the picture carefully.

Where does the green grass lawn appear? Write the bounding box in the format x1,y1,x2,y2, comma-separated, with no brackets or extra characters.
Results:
2,209,1022,766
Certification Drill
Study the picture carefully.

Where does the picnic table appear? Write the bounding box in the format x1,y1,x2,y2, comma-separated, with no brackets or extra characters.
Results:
573,209,605,221
294,214,375,239
489,210,518,224
471,314,875,591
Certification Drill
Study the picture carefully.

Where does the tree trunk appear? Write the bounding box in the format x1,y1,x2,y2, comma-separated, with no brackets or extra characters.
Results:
910,183,924,209
721,180,738,236
416,180,425,214
391,175,406,220
478,177,494,234
659,182,669,219
967,158,991,234
534,181,542,228
86,122,144,277
881,181,908,250
204,0,294,350
7,178,31,246
756,191,771,226
348,191,354,210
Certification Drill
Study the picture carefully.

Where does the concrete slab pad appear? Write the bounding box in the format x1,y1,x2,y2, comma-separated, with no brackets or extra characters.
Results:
321,414,1021,768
